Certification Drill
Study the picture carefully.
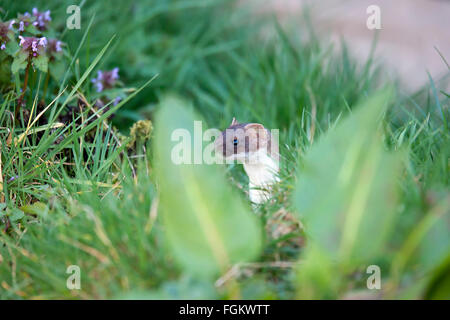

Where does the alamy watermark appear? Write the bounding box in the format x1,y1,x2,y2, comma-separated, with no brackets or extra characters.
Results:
366,5,381,30
366,265,381,290
66,265,81,290
66,5,81,30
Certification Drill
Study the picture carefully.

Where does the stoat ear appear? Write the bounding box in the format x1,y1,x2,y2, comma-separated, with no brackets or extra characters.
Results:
244,123,268,140
244,123,265,131
230,117,238,126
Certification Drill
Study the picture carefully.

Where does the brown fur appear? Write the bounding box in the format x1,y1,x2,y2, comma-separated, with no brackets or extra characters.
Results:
215,120,276,161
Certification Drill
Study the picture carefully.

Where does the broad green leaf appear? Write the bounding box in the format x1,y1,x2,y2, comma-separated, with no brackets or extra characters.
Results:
296,244,340,299
8,208,24,222
423,254,450,300
33,54,49,73
419,211,450,272
25,24,40,35
11,50,28,74
293,89,402,269
20,202,48,216
419,201,450,300
4,40,19,56
391,196,449,296
154,96,262,277
49,58,66,81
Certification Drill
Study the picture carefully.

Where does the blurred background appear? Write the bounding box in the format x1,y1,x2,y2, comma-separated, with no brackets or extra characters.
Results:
255,0,450,91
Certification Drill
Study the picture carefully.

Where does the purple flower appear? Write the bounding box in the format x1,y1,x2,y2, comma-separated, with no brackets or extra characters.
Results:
31,40,38,52
0,21,13,49
55,41,62,52
92,78,103,93
32,8,51,31
111,67,119,80
91,68,120,93
18,36,47,58
39,37,47,47
16,12,32,32
0,23,8,37
8,20,15,30
8,176,18,183
46,38,63,60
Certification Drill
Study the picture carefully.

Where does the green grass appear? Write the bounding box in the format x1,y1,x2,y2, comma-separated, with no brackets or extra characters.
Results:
0,0,449,299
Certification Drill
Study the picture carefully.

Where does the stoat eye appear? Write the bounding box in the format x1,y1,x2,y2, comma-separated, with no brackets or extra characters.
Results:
233,137,238,146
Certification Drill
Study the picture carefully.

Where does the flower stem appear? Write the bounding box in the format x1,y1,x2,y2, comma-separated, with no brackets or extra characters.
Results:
15,60,31,122
42,68,50,103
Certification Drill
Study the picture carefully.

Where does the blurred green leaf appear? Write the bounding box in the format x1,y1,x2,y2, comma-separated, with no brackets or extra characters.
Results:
20,202,48,216
25,24,39,35
8,208,24,222
33,54,49,73
4,40,19,57
154,95,262,277
424,254,450,300
419,210,450,272
419,200,450,300
293,89,402,271
115,277,219,300
11,50,27,74
296,244,339,299
49,59,66,81
391,195,450,298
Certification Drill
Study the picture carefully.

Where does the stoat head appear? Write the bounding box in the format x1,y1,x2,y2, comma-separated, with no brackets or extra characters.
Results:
214,118,278,164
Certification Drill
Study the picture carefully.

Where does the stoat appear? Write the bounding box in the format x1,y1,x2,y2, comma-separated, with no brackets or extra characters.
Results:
215,118,279,204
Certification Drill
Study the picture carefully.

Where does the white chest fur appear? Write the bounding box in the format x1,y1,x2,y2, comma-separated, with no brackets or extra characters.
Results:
243,151,279,204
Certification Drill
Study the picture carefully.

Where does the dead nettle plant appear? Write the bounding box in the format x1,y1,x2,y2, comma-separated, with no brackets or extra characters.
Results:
1,7,132,125
0,7,157,234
